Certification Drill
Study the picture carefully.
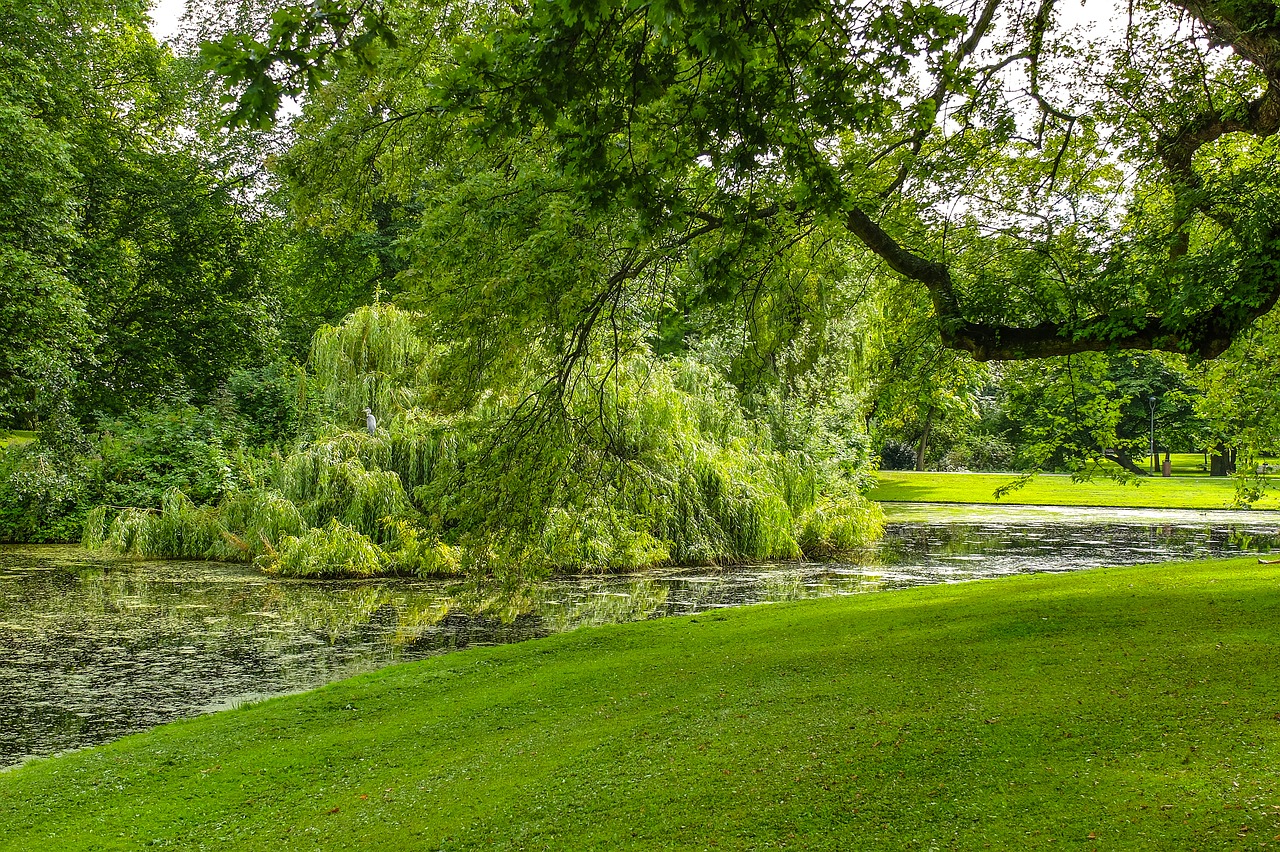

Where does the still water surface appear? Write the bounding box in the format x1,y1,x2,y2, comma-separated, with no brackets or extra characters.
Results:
3,503,1278,768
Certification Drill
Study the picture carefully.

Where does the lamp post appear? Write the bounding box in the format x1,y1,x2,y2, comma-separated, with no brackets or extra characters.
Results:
1148,395,1158,472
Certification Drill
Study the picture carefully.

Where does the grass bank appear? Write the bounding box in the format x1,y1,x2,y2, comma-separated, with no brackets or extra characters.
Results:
870,470,1280,510
4,559,1280,849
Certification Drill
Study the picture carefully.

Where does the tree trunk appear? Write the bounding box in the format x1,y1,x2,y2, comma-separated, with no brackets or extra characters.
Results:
915,406,934,472
1211,444,1237,476
1104,449,1150,476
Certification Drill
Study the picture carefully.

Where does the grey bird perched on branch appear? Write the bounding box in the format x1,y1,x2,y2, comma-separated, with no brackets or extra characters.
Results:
364,408,377,435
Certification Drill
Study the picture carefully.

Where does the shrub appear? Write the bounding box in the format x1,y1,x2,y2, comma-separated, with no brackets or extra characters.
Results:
0,444,90,542
796,495,885,558
99,488,223,560
266,519,388,578
226,360,302,443
879,439,917,471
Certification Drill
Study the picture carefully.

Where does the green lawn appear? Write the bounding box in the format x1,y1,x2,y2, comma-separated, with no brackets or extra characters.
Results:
1103,452,1208,476
0,430,34,449
1100,453,1280,478
4,558,1280,849
870,469,1280,510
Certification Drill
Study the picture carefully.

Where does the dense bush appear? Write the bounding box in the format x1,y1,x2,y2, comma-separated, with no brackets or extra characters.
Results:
1,402,262,543
941,436,1018,472
266,519,388,578
92,404,249,507
879,439,917,471
0,445,90,542
225,360,303,444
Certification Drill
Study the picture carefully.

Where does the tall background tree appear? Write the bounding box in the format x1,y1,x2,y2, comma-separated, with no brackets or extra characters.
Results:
0,0,290,427
190,0,1280,496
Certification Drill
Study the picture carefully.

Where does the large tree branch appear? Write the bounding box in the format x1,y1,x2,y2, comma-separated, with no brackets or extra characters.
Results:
1163,0,1280,71
1152,2,1280,258
939,306,1277,361
1157,83,1280,177
844,205,1280,361
1152,0,1280,177
845,207,958,318
852,0,1280,362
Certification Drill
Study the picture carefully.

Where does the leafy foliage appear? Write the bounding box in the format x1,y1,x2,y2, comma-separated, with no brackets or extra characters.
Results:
80,303,882,575
225,360,304,444
267,518,388,578
2,401,255,543
203,0,1280,365
0,0,293,430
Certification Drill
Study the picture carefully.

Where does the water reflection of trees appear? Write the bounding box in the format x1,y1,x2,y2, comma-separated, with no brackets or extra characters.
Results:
533,579,671,631
0,550,689,656
6,525,1276,651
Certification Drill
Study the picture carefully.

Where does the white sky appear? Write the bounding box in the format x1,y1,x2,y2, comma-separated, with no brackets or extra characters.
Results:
148,0,185,43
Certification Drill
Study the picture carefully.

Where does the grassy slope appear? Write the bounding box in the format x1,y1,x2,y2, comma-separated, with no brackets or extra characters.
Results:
870,470,1280,510
4,559,1280,850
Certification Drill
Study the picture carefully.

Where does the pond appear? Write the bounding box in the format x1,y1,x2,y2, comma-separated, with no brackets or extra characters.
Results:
3,502,1278,769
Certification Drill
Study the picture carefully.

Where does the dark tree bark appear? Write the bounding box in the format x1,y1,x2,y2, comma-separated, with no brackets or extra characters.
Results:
844,204,1280,362
1210,445,1238,476
915,406,934,472
1104,449,1151,477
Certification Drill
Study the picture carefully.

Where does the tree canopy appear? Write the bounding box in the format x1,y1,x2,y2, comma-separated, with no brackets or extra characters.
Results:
205,0,1280,366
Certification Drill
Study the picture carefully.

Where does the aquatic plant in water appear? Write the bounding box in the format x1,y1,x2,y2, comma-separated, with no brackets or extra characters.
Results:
797,496,886,559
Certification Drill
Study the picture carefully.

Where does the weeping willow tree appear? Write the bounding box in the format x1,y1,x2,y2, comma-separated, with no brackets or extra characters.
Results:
544,356,880,568
85,303,881,576
305,303,434,426
83,305,455,575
